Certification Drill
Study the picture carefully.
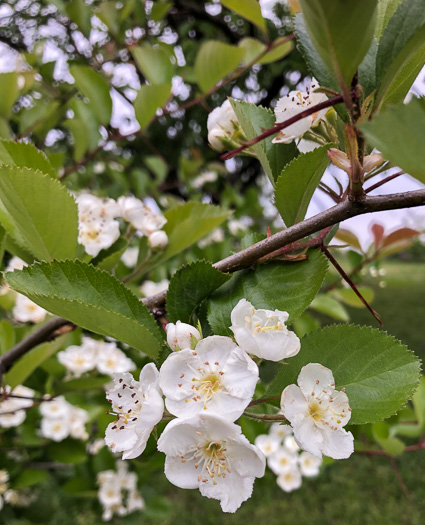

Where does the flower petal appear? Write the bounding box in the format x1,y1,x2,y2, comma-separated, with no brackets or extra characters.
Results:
321,427,354,460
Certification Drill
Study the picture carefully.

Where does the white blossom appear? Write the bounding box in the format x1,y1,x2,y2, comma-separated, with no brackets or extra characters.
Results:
39,396,70,419
276,467,302,492
88,438,106,455
272,81,328,144
40,417,70,442
69,407,89,440
157,414,266,513
148,230,168,250
207,100,239,152
299,451,322,477
197,228,224,248
13,294,47,323
96,341,136,375
117,196,149,227
268,447,298,475
76,193,121,257
280,363,354,459
191,170,218,190
0,385,34,428
230,299,300,361
57,340,98,376
39,397,89,442
121,247,139,268
159,335,259,421
283,435,300,454
105,364,164,459
3,488,36,507
138,212,167,237
254,434,281,457
1,257,27,295
165,321,201,351
140,279,169,297
269,422,293,442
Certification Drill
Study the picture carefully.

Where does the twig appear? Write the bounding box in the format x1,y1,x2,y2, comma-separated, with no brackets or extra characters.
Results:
388,456,410,499
248,396,281,407
365,170,404,194
220,95,344,160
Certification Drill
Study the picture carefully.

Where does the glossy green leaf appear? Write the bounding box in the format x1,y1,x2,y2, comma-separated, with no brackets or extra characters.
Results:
134,83,172,130
412,376,425,430
267,325,420,425
0,166,78,261
5,260,163,357
373,422,405,455
375,0,403,40
360,97,425,183
375,0,425,108
309,293,349,322
167,260,231,324
221,0,267,33
11,469,48,490
275,145,331,226
91,238,129,271
239,37,294,65
195,41,245,93
69,65,112,125
208,249,328,336
230,99,298,184
0,140,56,177
329,287,374,308
56,375,111,394
299,0,378,92
0,72,19,119
0,320,15,355
132,44,174,85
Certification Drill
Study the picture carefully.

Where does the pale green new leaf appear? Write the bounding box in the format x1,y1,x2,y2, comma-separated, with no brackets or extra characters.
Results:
132,44,174,85
230,99,298,185
134,83,172,130
360,97,425,184
238,38,294,65
208,250,328,336
309,293,349,322
5,260,164,357
0,72,19,119
266,324,420,425
221,0,267,33
299,0,378,92
330,287,374,308
0,140,56,177
69,65,112,125
167,260,231,324
0,166,78,261
195,41,245,93
375,0,403,41
275,145,331,226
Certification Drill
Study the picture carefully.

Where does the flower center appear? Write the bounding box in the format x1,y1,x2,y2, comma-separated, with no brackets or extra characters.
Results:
180,440,232,486
309,402,325,422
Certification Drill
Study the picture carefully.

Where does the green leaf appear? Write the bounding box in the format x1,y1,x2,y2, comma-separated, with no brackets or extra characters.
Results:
0,140,56,177
167,260,231,324
230,99,298,184
299,0,378,92
0,166,78,261
97,1,120,35
151,2,173,22
360,97,425,183
47,439,87,464
134,83,172,130
372,422,405,455
10,469,48,490
275,145,331,226
131,44,174,85
160,202,231,262
221,0,267,33
267,324,420,425
56,375,111,394
65,0,91,35
412,376,425,430
6,339,64,389
239,38,293,65
69,65,112,125
195,41,245,93
92,238,129,271
208,249,328,336
309,293,349,322
0,320,15,355
375,0,425,108
329,287,374,308
375,0,404,40
0,72,19,119
5,260,163,357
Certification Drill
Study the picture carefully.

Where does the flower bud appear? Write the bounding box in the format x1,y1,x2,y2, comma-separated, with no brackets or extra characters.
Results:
148,230,168,250
166,321,201,351
327,148,351,174
363,153,385,173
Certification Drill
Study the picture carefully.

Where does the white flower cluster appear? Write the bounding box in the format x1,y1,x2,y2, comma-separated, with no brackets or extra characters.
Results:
255,423,322,493
207,99,240,152
76,193,168,257
104,299,300,513
97,461,145,521
39,396,89,441
272,80,328,148
57,337,136,377
1,257,47,323
0,471,36,510
0,385,34,428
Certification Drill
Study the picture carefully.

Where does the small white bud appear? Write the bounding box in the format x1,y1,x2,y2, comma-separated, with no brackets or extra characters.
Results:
148,230,168,250
166,321,201,351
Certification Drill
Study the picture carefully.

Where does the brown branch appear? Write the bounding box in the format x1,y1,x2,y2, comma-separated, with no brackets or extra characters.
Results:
220,95,344,161
248,396,281,407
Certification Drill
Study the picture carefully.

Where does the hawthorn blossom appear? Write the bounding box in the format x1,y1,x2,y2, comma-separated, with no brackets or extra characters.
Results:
159,335,259,421
148,230,168,250
165,321,202,351
299,451,322,477
140,279,169,297
230,299,300,361
121,247,139,268
283,435,300,454
76,193,121,257
157,414,266,513
39,396,89,442
105,363,164,460
0,257,27,295
0,385,34,428
117,196,150,227
207,99,240,152
57,339,98,376
254,434,281,458
13,294,47,323
268,447,298,475
276,467,302,493
0,470,9,510
272,81,328,144
280,363,354,459
96,341,136,375
269,422,293,441
40,417,70,442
